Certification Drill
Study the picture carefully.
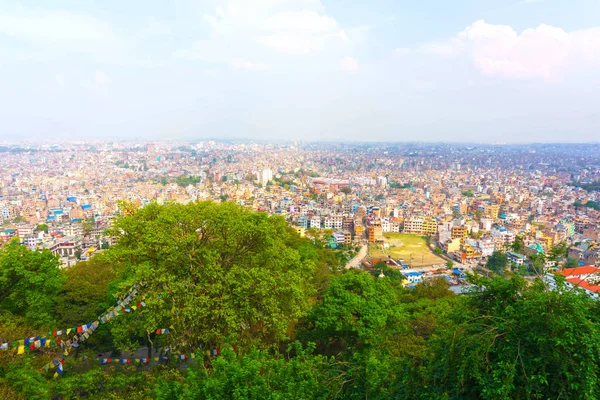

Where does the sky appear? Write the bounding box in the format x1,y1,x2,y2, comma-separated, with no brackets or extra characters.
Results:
1,0,600,143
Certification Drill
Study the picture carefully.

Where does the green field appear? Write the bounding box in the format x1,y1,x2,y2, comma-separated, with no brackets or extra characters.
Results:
372,233,445,267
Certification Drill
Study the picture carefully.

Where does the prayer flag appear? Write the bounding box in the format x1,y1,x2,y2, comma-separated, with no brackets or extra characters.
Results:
17,346,24,355
76,326,82,334
67,328,72,335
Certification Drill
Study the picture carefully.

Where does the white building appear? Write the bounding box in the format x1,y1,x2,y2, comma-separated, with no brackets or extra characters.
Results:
258,168,273,186
310,216,322,229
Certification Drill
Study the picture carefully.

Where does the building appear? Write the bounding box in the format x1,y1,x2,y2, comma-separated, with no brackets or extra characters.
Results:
451,226,468,239
422,216,438,236
403,216,423,234
368,220,383,243
506,251,526,266
546,266,600,299
258,168,273,186
404,271,422,283
485,204,500,219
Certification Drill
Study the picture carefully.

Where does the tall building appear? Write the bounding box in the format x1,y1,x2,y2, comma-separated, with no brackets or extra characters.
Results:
368,220,383,243
259,168,273,186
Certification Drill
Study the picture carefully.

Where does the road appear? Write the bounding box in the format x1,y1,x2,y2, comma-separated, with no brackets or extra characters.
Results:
345,244,368,269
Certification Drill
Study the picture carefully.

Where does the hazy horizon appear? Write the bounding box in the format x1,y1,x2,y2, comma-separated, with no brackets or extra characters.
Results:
1,0,600,143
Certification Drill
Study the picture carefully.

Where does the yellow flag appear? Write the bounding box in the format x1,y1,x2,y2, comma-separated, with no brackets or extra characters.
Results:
67,328,72,335
45,340,51,348
53,372,59,379
135,359,140,363
17,346,24,355
190,352,195,359
154,357,159,361
132,305,137,310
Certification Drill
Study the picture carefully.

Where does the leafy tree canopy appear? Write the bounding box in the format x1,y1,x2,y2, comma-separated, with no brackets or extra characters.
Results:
106,201,316,351
0,239,64,327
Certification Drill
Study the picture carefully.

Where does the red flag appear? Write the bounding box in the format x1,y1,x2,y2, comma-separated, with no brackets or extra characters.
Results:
76,326,82,334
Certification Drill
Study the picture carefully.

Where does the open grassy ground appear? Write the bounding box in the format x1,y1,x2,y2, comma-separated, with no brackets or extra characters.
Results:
372,233,445,267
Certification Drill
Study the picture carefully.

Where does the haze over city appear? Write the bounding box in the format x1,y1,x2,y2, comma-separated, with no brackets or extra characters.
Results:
1,0,600,143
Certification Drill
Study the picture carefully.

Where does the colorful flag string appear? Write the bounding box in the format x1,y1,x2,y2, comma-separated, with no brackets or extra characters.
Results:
2,283,144,353
99,346,236,365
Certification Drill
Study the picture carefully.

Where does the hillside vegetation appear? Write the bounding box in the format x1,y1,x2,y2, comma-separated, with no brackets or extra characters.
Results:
1,201,600,399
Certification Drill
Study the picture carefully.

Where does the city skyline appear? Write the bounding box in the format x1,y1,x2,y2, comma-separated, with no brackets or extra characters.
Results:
1,0,600,142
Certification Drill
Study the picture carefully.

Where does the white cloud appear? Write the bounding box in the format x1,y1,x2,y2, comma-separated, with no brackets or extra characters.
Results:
204,0,348,55
94,70,112,87
55,74,66,88
419,38,464,57
231,58,271,70
0,11,112,44
413,20,600,81
339,56,359,72
395,47,412,56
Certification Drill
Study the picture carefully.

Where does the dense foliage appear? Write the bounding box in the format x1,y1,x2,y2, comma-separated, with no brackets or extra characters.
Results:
2,202,600,399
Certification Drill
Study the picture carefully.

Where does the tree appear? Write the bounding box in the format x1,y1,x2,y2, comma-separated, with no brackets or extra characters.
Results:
74,247,82,260
340,187,352,195
565,257,580,268
154,344,342,399
486,251,508,273
36,223,49,232
527,252,546,275
106,201,316,351
0,239,64,326
406,275,600,399
411,278,455,300
445,261,454,269
548,242,568,263
302,270,401,357
81,218,95,235
511,235,524,253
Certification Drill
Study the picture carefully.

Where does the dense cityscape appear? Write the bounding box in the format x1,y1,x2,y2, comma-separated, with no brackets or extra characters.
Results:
2,141,599,285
